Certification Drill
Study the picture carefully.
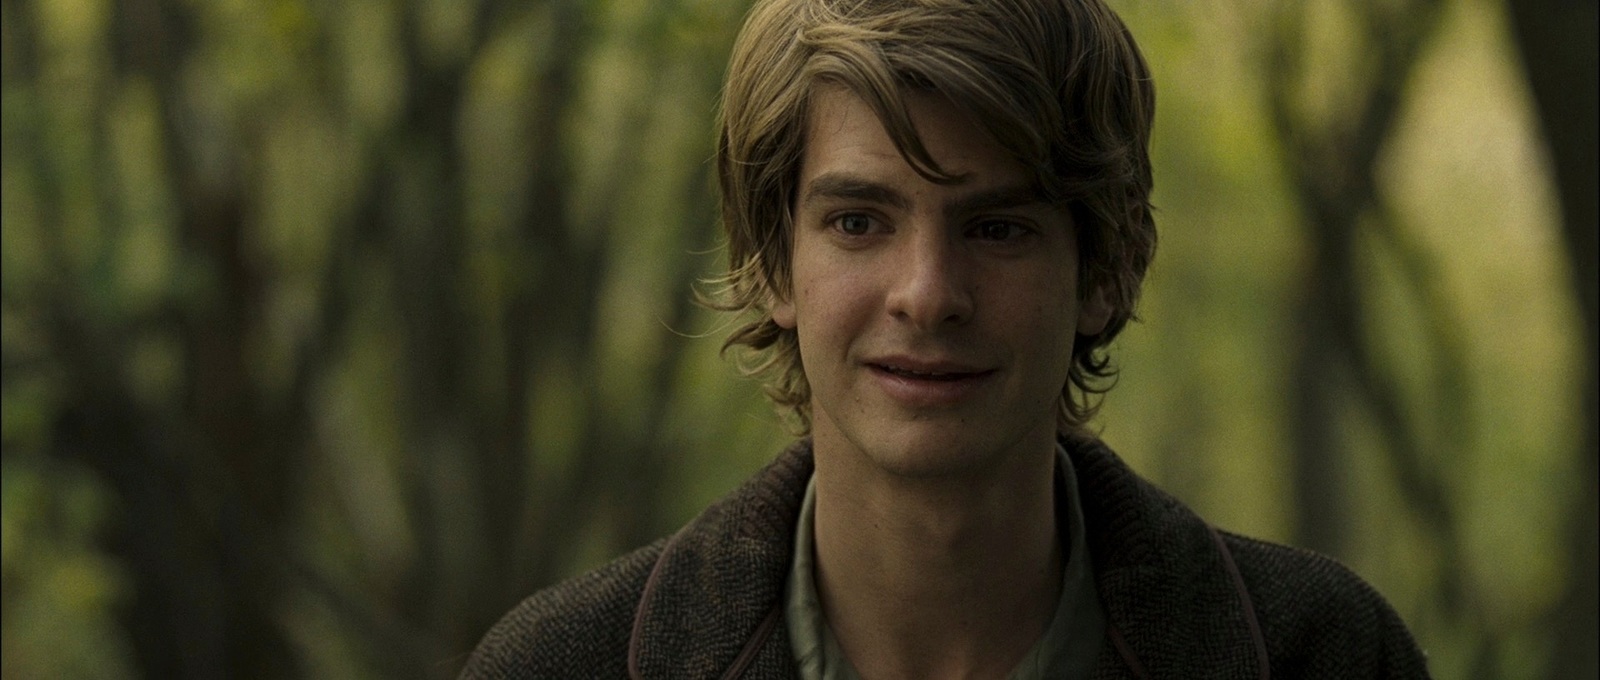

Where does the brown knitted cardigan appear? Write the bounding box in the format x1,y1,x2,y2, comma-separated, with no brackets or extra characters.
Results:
460,437,1430,679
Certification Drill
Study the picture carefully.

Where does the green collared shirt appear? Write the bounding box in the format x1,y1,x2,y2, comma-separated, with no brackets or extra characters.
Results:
784,445,1104,680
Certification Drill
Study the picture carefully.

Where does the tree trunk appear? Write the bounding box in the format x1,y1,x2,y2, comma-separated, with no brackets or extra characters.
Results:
1504,2,1599,679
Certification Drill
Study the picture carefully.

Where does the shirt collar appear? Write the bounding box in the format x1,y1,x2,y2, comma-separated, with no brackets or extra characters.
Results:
784,444,1105,680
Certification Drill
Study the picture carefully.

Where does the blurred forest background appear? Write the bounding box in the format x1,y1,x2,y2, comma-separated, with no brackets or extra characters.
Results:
1,0,1594,677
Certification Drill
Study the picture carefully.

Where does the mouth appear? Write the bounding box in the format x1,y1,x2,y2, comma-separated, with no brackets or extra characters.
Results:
869,363,991,381
866,358,995,407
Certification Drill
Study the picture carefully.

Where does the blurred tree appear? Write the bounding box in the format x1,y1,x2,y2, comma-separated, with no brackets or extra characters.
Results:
1262,0,1512,674
1264,0,1457,565
2,0,750,676
1504,2,1599,679
1260,0,1597,675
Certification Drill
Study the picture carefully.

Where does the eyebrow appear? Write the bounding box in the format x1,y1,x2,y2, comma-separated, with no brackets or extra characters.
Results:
800,171,1049,219
802,173,910,210
946,184,1050,217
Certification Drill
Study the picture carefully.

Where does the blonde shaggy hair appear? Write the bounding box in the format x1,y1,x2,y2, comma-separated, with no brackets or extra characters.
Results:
708,0,1157,435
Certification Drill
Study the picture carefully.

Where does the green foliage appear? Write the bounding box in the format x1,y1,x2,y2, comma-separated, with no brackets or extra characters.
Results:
2,459,134,680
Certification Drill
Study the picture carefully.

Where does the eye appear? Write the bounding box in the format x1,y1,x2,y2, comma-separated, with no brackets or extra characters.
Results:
971,219,1029,242
833,213,876,236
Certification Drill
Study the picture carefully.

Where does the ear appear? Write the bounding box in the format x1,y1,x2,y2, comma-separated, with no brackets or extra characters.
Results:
771,291,797,329
1076,286,1113,337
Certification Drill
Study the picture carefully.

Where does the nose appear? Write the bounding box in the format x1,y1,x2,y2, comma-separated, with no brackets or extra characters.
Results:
884,227,974,329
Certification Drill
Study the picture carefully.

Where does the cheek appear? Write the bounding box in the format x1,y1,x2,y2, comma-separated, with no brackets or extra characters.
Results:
795,277,877,356
1010,278,1082,365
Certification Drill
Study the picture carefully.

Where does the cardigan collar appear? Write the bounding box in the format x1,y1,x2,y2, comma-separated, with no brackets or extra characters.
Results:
628,437,1267,680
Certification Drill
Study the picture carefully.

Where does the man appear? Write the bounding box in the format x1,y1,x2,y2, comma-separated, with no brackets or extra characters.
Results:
462,0,1430,677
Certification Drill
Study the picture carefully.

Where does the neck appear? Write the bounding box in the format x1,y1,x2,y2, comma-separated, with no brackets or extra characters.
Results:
810,433,1062,680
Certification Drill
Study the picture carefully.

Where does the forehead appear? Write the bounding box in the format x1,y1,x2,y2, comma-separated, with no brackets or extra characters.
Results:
799,84,1033,192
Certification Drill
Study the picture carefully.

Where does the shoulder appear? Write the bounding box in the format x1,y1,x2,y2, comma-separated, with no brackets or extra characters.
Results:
1066,435,1431,676
458,442,814,679
458,538,667,679
1219,531,1432,678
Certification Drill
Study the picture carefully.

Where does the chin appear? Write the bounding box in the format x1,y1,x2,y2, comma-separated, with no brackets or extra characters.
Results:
810,396,1057,480
852,426,1020,480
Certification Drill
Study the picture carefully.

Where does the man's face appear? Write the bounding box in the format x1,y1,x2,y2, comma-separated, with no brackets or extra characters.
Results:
773,85,1109,477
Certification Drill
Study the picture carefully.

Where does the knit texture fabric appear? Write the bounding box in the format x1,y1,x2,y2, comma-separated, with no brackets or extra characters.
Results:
460,437,1431,679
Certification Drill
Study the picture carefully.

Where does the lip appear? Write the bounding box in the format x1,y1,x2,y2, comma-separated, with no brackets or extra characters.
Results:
865,355,996,408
